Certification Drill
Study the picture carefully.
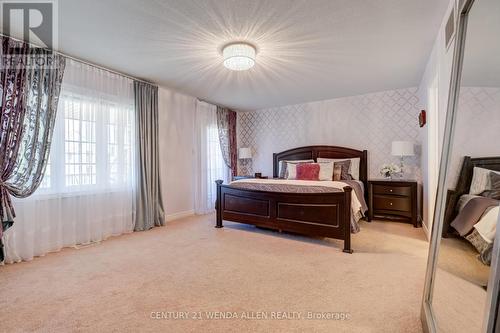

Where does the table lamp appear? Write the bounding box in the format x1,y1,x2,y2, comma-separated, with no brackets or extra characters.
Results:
238,147,252,160
391,141,414,177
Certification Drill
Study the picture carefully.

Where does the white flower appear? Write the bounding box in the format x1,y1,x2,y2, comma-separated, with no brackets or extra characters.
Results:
380,163,401,176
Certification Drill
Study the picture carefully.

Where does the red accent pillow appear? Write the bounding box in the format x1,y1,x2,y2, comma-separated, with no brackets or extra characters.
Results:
296,163,320,180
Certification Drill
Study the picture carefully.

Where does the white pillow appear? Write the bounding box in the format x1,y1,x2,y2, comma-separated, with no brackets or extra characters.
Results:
469,167,500,195
318,162,334,181
317,157,361,180
286,163,299,179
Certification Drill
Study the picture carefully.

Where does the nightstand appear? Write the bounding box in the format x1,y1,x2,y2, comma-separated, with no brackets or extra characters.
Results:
367,180,420,227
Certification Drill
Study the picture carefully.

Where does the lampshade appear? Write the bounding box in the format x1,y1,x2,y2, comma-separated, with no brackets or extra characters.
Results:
222,43,256,71
238,147,252,159
391,141,415,157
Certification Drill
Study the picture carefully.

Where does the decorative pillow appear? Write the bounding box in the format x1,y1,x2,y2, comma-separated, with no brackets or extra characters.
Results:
465,229,492,265
469,167,500,195
480,244,493,266
334,160,352,180
333,165,342,181
317,158,360,180
279,159,314,178
318,162,334,181
480,172,500,200
465,205,499,266
466,229,490,255
296,163,320,180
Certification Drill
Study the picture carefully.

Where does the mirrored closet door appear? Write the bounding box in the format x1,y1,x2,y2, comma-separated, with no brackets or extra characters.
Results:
422,0,500,332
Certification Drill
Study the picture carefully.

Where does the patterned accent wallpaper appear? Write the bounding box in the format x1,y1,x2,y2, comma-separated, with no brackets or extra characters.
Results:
237,88,422,180
448,86,500,187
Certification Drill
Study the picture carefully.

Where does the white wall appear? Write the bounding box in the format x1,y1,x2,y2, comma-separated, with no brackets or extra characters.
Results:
158,87,197,221
417,0,456,236
448,87,500,186
238,88,422,181
447,0,500,184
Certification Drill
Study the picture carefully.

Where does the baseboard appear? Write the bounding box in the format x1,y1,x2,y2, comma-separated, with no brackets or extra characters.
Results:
166,210,194,222
422,221,430,241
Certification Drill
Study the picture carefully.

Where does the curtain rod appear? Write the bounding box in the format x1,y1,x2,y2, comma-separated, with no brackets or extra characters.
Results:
196,98,237,112
1,33,155,86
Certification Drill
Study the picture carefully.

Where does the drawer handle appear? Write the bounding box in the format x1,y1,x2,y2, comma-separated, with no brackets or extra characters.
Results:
390,202,393,206
389,189,393,192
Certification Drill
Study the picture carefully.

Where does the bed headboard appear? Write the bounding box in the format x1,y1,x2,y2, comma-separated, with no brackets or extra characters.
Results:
443,156,500,237
272,145,368,190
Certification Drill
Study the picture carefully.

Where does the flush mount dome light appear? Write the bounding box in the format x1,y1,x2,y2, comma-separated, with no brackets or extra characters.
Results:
222,42,256,71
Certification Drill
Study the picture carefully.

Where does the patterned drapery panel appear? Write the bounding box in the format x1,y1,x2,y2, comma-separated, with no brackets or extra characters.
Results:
0,38,29,240
0,36,66,261
216,106,237,177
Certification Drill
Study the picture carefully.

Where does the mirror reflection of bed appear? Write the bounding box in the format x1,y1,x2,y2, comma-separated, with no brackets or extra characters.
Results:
433,157,499,333
438,157,500,287
430,0,500,331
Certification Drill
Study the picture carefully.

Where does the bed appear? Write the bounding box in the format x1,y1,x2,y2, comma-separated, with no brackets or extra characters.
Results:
443,156,500,265
444,156,500,236
215,145,368,253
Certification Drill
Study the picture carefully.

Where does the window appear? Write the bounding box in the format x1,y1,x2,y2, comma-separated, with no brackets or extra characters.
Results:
9,58,136,264
194,101,230,214
207,124,229,189
37,91,135,195
205,123,230,208
64,97,97,187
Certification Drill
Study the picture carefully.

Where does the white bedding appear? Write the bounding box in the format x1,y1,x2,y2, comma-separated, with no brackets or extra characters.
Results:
458,194,499,244
474,206,500,243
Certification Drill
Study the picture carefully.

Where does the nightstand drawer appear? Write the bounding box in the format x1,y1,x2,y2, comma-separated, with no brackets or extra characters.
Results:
373,195,411,212
372,184,411,197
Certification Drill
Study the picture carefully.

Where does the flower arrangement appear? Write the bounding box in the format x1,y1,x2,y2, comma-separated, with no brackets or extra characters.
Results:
380,163,401,179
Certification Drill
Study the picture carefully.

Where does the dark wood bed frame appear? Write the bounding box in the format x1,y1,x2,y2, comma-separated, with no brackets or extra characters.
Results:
215,145,368,253
443,156,500,237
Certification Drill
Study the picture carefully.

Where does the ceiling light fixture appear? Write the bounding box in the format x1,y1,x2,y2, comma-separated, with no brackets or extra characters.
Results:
222,42,256,71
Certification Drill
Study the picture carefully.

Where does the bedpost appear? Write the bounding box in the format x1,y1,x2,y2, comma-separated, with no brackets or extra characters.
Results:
342,186,353,254
215,180,224,228
273,153,278,178
362,150,368,204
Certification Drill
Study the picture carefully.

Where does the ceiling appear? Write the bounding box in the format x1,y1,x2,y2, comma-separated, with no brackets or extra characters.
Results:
16,0,451,110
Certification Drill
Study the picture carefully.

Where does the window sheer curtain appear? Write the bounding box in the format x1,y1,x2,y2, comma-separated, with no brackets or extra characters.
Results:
194,101,230,214
3,59,136,263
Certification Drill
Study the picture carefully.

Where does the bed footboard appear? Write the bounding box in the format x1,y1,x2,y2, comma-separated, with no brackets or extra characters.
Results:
215,180,353,253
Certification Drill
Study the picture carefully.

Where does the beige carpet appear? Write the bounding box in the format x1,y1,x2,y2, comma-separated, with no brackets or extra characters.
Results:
438,237,490,287
433,268,487,333
0,215,430,333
